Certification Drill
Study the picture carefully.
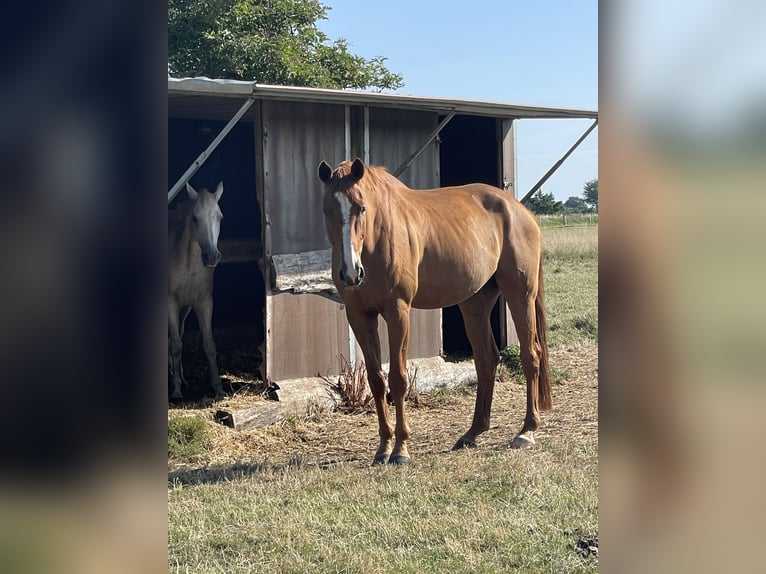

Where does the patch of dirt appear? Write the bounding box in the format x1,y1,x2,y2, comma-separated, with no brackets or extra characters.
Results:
168,340,598,472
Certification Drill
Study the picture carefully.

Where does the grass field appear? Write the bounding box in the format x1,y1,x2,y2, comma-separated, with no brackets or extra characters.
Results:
168,226,598,573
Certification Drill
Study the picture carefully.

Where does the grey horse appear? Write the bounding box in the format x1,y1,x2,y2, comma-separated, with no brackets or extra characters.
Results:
168,181,225,400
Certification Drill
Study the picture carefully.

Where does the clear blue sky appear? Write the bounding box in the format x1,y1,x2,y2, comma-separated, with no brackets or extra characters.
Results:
318,0,598,201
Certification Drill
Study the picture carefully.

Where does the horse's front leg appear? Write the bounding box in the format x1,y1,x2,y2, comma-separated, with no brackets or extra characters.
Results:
384,300,412,465
168,298,185,400
194,297,224,398
346,308,393,464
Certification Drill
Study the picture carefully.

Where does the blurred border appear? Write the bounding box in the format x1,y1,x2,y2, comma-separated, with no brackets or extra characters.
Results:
600,1,766,572
0,2,167,572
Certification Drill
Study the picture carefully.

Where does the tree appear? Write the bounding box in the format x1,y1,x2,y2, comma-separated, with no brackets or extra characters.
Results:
168,0,404,91
564,196,588,212
524,190,562,215
583,179,598,211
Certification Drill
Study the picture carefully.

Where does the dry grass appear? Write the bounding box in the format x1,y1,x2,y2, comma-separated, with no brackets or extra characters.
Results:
168,339,598,573
331,355,375,413
168,224,598,572
542,225,598,261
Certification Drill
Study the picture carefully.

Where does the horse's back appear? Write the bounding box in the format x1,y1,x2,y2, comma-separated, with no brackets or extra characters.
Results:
405,183,540,308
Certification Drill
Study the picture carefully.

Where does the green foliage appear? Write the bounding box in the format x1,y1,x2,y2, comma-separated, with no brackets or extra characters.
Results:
582,178,598,211
499,344,568,385
564,195,589,212
499,345,523,379
525,189,563,214
168,0,404,91
168,415,210,460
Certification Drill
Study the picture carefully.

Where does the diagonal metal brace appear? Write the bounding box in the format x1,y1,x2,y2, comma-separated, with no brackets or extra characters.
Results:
168,96,256,203
393,111,456,177
520,118,598,205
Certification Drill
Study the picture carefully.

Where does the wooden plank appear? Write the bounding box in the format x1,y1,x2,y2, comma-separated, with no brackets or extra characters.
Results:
498,118,518,347
266,377,343,413
220,239,263,264
215,376,342,431
266,293,349,381
270,249,343,303
214,402,287,431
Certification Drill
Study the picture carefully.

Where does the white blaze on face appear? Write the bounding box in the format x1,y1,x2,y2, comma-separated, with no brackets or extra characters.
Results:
335,192,361,281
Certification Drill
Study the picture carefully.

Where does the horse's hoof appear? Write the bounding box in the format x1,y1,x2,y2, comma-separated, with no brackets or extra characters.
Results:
509,434,535,449
452,436,477,451
373,453,390,465
169,394,184,403
387,454,410,466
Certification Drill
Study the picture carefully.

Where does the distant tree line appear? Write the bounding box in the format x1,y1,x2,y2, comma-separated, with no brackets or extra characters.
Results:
524,178,598,215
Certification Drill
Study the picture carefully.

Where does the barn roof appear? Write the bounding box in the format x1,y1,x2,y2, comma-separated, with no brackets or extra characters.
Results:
168,76,597,122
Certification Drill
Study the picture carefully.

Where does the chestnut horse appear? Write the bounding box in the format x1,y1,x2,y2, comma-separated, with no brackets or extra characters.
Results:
318,159,552,465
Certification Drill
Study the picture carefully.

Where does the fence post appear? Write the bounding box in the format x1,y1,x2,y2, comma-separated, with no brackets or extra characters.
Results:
562,213,567,226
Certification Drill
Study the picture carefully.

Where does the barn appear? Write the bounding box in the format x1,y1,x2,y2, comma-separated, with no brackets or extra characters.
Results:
168,77,597,386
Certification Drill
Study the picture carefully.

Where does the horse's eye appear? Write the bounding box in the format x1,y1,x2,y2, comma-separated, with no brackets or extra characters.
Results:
360,205,366,214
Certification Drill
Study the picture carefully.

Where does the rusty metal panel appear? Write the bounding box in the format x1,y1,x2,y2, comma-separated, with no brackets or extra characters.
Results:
262,100,345,256
352,307,442,367
368,108,440,189
266,293,349,381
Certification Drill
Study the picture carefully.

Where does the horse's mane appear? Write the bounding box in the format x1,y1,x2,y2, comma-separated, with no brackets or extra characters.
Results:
334,161,404,192
168,197,192,241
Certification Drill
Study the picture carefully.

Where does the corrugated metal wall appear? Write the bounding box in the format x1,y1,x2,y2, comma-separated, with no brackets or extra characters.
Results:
262,101,344,256
263,102,443,380
262,100,349,380
366,107,442,364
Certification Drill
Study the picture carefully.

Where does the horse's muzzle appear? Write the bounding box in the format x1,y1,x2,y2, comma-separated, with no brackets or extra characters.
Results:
203,251,222,268
339,265,365,287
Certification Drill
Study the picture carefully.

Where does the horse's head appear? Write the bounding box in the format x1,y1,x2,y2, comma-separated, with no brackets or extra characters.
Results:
186,181,224,268
317,158,368,288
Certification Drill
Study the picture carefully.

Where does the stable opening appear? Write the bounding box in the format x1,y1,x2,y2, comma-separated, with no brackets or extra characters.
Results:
438,115,504,359
169,117,265,395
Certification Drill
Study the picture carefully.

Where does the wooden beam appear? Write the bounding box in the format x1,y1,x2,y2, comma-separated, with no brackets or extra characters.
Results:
219,240,263,264
214,376,342,431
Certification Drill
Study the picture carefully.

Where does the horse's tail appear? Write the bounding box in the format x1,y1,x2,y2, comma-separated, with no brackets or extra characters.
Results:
535,256,554,411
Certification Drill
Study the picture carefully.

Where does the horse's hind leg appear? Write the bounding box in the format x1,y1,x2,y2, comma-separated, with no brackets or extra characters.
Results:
453,282,501,450
194,297,224,398
502,284,543,449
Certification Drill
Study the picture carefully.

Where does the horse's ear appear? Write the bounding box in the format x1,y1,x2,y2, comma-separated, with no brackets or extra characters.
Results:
351,157,365,181
214,181,224,202
185,182,198,200
317,161,332,184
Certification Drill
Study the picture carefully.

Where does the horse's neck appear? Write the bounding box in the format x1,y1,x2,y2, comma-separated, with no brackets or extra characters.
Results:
367,181,413,250
170,211,201,268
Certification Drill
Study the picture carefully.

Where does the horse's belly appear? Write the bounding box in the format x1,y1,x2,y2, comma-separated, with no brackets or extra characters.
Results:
412,262,495,309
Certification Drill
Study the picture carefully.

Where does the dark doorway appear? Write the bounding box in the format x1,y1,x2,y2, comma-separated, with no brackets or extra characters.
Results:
438,115,504,358
168,117,265,389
